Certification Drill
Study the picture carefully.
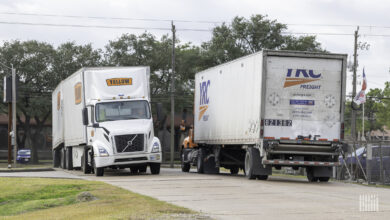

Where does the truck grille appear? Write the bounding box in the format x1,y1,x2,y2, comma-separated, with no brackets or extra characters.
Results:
115,134,144,153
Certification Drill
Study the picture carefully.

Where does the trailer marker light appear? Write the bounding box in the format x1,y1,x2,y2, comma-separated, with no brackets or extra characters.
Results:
280,137,290,140
264,137,275,140
113,97,116,100
319,138,328,141
120,96,123,99
127,96,131,99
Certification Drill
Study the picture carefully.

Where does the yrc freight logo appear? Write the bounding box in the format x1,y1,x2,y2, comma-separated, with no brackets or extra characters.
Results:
283,69,321,89
199,80,210,121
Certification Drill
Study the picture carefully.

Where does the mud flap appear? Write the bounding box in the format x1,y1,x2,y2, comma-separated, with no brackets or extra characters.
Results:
250,147,272,176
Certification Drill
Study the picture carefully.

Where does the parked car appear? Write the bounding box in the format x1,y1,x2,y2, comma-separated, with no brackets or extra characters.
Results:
338,144,390,181
16,149,31,164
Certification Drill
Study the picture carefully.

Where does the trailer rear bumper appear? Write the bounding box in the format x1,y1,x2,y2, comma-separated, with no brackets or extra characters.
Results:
263,159,340,167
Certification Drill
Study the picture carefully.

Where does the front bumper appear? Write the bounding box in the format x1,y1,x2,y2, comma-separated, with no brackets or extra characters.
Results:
94,152,162,168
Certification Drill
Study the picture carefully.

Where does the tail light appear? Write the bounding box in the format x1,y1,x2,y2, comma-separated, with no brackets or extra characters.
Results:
340,123,344,140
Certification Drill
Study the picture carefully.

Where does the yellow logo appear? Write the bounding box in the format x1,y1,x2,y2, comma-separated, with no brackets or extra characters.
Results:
198,106,208,121
106,78,132,86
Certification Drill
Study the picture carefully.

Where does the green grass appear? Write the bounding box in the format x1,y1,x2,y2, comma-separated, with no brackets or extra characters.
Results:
0,177,203,220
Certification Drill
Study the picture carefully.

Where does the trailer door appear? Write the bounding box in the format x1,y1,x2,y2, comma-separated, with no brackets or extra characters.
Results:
263,55,343,140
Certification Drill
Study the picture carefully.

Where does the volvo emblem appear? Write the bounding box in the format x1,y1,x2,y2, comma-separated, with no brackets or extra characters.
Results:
122,135,138,152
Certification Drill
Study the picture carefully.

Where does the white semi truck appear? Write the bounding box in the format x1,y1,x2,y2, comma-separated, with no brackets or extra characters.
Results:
181,50,347,182
52,67,162,176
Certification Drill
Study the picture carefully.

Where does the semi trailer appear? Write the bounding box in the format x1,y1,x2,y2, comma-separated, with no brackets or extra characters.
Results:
52,67,161,176
181,50,347,182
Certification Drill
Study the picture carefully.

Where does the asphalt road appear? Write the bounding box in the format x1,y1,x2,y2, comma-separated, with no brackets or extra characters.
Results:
1,168,390,220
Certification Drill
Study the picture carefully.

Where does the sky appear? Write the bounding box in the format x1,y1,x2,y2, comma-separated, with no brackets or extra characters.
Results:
0,0,389,96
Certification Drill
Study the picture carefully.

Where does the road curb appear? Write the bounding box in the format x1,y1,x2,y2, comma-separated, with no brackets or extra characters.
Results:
0,168,54,173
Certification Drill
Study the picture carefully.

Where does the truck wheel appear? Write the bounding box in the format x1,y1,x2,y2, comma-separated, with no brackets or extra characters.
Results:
130,167,139,174
81,148,91,174
93,158,104,176
181,150,191,172
139,166,147,173
66,147,73,170
230,166,239,175
257,175,268,180
150,163,160,174
245,148,256,180
197,148,204,174
319,177,330,182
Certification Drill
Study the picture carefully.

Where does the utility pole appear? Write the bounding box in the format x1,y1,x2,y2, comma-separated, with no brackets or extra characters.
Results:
350,26,359,180
170,21,176,168
7,101,12,168
351,26,359,142
12,65,17,167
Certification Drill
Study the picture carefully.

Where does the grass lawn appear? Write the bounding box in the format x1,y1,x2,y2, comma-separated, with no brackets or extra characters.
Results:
0,177,206,220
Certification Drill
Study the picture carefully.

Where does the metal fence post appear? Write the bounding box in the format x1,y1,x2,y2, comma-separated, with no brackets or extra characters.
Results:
379,141,384,185
366,143,372,184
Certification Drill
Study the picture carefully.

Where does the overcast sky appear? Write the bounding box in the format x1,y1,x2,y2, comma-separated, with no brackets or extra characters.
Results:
0,0,389,95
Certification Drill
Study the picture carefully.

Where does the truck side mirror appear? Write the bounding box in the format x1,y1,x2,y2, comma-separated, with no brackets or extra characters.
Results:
156,102,165,122
82,108,88,125
92,123,100,128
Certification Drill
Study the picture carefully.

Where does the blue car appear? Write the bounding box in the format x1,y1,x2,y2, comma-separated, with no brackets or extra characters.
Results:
338,145,390,181
16,149,31,164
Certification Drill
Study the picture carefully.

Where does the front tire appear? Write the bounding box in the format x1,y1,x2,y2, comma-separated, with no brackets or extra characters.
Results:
81,148,92,174
93,158,104,177
150,163,160,175
181,150,191,172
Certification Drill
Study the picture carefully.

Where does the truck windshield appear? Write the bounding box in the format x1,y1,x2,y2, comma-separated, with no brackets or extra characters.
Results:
95,100,151,122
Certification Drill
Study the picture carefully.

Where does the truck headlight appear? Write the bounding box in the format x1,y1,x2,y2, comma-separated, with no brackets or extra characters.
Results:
151,142,160,153
98,147,109,157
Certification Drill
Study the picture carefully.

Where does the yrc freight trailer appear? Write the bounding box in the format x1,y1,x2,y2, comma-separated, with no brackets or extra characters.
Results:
52,67,162,176
181,50,347,182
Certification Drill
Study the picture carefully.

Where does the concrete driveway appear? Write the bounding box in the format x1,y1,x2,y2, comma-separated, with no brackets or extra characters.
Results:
2,168,390,219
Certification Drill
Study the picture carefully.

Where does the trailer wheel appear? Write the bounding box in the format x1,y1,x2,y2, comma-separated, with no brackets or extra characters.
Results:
60,147,67,169
81,148,91,174
181,150,190,172
150,163,160,174
66,147,73,170
245,148,256,180
306,167,318,182
257,175,268,180
230,166,239,175
197,148,204,174
319,177,330,182
53,148,60,168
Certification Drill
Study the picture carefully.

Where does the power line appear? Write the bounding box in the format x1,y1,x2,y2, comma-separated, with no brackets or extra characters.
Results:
4,20,390,37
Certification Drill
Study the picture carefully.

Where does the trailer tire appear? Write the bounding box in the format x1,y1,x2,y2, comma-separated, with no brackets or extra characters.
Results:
319,177,330,182
53,148,60,168
197,148,204,174
257,175,268,180
66,147,73,170
230,166,239,175
81,148,91,174
60,147,66,169
306,167,318,182
245,148,256,180
150,163,160,175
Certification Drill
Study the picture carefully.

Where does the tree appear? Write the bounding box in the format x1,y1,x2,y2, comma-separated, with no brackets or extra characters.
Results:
0,40,102,163
202,15,325,65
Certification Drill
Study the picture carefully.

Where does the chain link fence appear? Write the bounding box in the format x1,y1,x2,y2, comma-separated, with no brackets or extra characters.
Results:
337,140,390,185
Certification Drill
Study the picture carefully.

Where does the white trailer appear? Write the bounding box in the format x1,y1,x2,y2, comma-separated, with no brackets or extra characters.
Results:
182,50,347,182
52,67,162,176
